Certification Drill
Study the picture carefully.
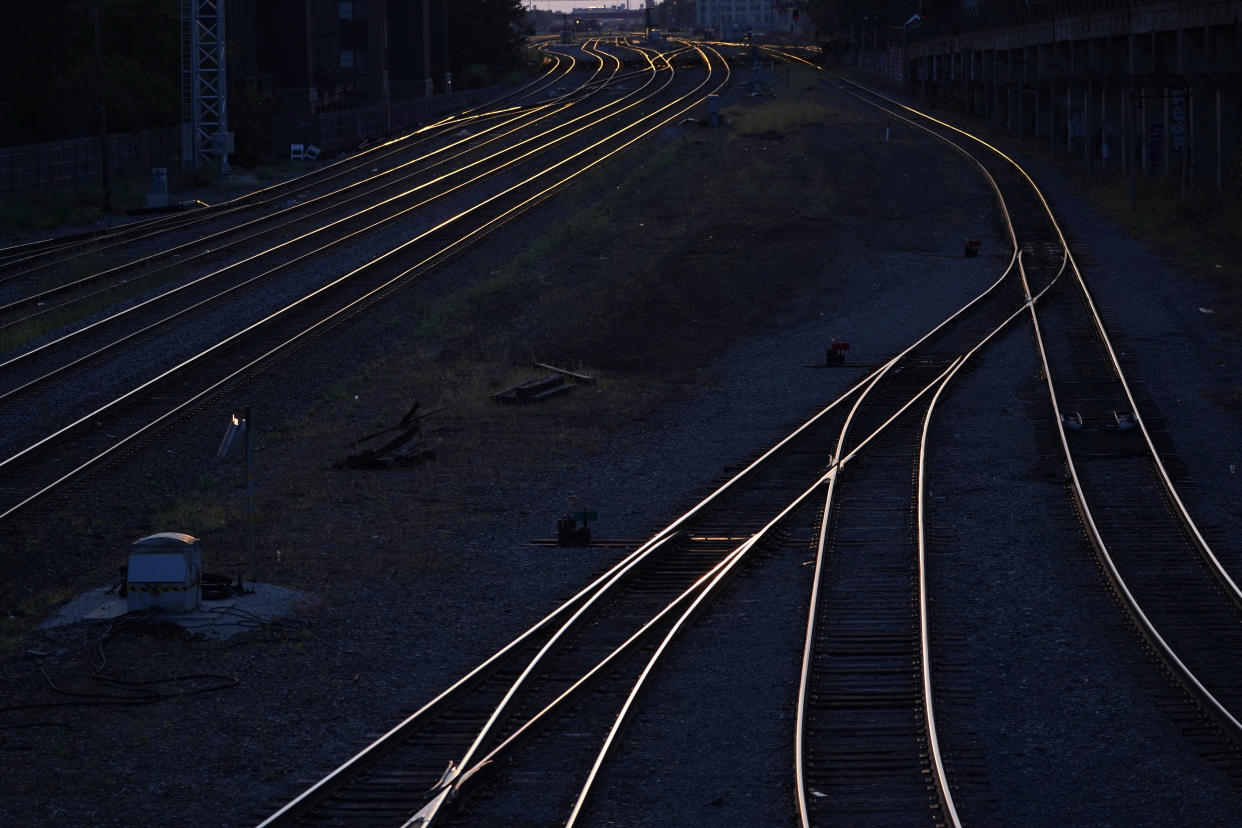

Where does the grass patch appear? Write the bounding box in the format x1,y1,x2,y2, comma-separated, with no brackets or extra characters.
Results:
0,262,190,353
419,138,684,340
416,266,525,338
512,202,611,271
246,161,303,182
1083,175,1242,332
0,176,148,238
727,100,836,136
0,189,104,236
150,493,236,536
0,585,74,653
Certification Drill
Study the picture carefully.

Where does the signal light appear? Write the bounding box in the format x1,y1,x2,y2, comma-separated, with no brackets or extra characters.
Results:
792,8,799,20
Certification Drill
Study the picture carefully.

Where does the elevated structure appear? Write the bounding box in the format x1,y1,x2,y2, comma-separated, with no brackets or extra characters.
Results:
181,0,231,172
900,0,1242,191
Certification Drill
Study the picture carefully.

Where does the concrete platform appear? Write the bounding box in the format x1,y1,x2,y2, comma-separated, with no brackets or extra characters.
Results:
40,582,309,640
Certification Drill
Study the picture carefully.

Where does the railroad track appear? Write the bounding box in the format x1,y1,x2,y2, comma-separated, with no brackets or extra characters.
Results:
0,57,575,281
256,72,1242,828
257,102,1041,820
0,48,640,424
839,78,1242,794
7,34,1233,823
0,39,703,362
0,52,611,333
0,44,731,530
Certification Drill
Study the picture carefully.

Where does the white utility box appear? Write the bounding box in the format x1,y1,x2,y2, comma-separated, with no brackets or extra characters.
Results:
127,533,202,614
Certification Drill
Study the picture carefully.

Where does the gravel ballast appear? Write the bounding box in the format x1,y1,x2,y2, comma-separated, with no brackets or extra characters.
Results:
2,73,1240,827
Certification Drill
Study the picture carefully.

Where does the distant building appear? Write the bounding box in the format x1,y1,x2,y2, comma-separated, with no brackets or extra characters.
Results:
228,0,451,116
696,0,807,37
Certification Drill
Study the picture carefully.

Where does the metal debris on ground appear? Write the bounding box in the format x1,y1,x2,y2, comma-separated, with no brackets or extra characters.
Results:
338,401,440,469
533,361,596,384
493,363,595,405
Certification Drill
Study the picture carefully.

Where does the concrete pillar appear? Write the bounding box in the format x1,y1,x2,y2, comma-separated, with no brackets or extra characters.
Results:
1049,43,1057,154
962,48,970,114
1066,83,1073,156
1016,78,1023,136
1123,82,1131,178
1163,86,1171,176
1216,86,1223,194
993,49,1002,126
1084,79,1093,170
1182,85,1192,182
1101,82,1109,169
1138,85,1148,176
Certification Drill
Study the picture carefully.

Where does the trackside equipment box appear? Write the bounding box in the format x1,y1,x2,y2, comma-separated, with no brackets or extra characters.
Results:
127,533,202,614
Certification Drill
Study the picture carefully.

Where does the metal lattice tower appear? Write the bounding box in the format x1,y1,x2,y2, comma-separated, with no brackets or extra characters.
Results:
181,0,229,172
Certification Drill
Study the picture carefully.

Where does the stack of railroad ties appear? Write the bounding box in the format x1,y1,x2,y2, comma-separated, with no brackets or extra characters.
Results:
492,362,596,405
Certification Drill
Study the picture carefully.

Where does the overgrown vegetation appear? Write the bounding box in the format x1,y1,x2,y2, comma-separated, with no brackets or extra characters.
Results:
727,100,837,136
1,0,180,145
1089,176,1242,334
449,0,532,88
0,586,73,653
0,174,145,237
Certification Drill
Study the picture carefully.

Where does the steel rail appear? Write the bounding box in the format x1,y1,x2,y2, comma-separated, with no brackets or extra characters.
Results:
259,46,737,827
0,113,458,279
839,78,1242,607
795,323,1039,825
845,78,1242,737
911,267,1067,828
783,79,1022,828
404,352,965,826
0,48,723,522
573,350,965,827
568,147,1052,827
263,140,1021,825
0,57,588,278
390,45,724,827
0,59,576,274
1018,261,1242,744
759,45,823,68
254,532,684,828
0,55,667,410
0,59,605,322
564,238,1042,827
795,346,899,828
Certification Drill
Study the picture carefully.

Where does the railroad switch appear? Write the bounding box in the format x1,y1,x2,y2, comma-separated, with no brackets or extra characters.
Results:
964,239,982,257
827,340,850,365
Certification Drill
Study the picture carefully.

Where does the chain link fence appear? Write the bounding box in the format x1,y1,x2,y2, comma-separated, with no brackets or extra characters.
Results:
1,127,182,202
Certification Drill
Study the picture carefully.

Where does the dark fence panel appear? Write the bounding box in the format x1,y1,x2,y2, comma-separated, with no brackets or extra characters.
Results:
2,86,502,202
271,87,501,160
0,127,182,202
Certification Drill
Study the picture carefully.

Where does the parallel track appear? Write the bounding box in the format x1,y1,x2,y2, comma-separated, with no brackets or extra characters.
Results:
842,77,1242,784
0,57,575,278
0,44,726,526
